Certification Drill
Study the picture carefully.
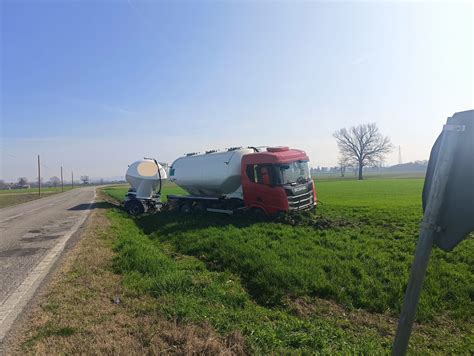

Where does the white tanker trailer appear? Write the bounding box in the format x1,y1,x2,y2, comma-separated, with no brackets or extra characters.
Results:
169,148,254,198
124,146,317,216
124,158,168,215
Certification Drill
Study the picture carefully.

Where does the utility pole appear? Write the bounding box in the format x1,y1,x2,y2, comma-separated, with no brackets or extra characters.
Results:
71,171,74,189
61,166,64,192
37,155,41,197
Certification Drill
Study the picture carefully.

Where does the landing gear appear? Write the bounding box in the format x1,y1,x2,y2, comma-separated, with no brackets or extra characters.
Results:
124,190,163,216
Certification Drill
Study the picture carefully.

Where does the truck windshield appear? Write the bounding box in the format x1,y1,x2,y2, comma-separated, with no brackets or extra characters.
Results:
278,161,311,185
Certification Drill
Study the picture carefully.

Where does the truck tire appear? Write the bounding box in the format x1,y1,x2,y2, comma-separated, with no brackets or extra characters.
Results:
180,203,192,214
193,202,207,212
125,200,145,216
251,207,266,220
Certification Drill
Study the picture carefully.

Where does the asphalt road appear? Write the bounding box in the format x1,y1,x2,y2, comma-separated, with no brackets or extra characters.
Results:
0,187,96,343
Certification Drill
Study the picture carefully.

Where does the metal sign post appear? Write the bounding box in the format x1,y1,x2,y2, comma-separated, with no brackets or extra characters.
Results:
392,119,470,355
61,166,64,192
37,155,41,197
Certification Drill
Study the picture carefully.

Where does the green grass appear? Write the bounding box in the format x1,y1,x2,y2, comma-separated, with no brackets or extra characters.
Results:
313,171,426,181
102,184,186,202
0,186,74,195
108,208,390,353
102,178,473,352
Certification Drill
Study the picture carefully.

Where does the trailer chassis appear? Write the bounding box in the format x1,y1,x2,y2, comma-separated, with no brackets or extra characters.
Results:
167,194,245,215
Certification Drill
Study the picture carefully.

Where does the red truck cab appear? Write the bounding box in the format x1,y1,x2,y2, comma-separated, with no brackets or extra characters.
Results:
241,147,317,214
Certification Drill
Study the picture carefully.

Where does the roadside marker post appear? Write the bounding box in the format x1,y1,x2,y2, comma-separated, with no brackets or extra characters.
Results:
37,155,41,197
392,110,473,355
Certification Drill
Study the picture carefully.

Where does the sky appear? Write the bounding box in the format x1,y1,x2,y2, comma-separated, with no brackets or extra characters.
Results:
1,0,473,182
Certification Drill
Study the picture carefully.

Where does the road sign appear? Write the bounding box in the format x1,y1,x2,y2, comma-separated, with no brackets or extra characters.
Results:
422,110,474,251
393,109,474,355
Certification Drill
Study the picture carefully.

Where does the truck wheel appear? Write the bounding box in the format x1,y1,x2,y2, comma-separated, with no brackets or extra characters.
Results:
125,200,145,216
251,208,266,220
180,203,192,214
193,202,207,212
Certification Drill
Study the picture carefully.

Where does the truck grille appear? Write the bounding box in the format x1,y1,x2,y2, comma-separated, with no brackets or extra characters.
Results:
287,190,314,211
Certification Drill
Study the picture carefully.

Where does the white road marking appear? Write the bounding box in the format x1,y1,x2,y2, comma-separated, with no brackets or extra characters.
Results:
0,214,25,224
0,192,96,342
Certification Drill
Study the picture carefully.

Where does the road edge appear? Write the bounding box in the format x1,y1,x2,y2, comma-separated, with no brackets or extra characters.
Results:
0,189,96,353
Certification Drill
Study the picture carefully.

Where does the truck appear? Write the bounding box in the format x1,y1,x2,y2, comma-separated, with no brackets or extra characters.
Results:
124,146,316,216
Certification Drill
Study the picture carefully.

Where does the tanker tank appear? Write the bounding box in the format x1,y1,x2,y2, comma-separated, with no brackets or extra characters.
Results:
126,159,168,199
169,148,254,198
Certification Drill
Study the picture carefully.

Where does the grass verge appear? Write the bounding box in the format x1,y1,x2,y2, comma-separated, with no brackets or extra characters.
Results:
0,187,74,209
10,200,243,354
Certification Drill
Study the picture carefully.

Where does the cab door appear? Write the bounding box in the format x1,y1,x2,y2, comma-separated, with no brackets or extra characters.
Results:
242,164,288,214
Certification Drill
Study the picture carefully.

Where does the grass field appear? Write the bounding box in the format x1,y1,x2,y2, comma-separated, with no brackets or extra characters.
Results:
313,171,426,181
102,184,186,202
99,178,473,353
0,186,75,194
0,187,74,209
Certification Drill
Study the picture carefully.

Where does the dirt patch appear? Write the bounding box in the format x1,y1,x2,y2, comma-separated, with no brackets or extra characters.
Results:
6,200,245,355
284,297,397,337
283,296,472,352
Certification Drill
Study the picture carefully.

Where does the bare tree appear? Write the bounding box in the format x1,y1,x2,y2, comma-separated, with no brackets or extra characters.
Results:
50,176,60,187
333,123,393,180
338,156,351,177
80,175,89,185
18,177,28,186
